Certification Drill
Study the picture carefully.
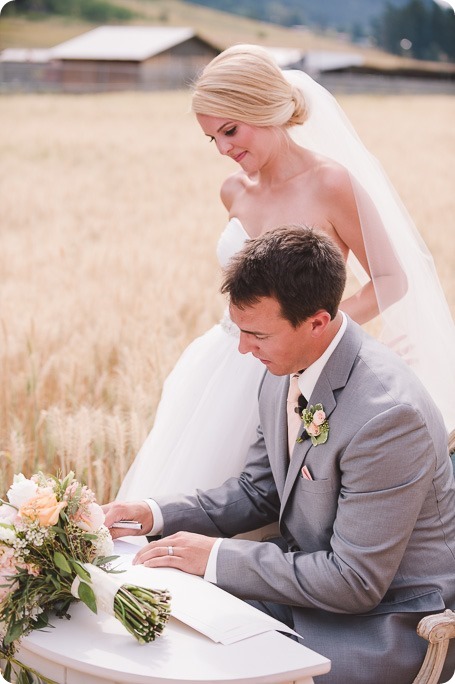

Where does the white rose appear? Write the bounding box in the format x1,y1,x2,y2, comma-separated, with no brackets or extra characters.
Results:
74,502,105,532
0,524,16,543
7,474,38,509
0,504,17,524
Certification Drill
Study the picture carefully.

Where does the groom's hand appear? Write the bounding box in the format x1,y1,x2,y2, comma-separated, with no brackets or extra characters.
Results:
102,501,154,539
133,532,217,577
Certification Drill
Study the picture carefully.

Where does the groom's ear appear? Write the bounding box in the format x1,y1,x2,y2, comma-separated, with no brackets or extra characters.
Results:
309,310,332,337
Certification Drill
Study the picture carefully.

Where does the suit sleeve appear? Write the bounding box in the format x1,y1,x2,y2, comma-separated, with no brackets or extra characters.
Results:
216,404,439,614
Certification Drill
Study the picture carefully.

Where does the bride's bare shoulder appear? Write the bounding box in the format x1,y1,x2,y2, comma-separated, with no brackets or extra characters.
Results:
307,149,349,181
220,171,250,210
305,151,353,199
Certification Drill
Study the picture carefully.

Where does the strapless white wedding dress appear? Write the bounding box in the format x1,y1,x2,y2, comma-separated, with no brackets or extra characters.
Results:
116,218,265,501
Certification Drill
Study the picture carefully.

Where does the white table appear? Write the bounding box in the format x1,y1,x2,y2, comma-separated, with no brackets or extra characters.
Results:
16,539,331,684
18,607,330,684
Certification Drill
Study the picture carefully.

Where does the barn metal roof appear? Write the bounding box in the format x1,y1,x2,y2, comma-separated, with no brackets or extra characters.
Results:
264,47,305,68
51,26,197,61
0,48,53,63
304,50,364,74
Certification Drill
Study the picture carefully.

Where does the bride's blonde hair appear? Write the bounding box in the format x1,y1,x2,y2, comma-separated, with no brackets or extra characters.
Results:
191,44,308,128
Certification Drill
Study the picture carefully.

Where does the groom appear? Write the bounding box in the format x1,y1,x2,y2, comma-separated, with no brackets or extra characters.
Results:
104,226,455,684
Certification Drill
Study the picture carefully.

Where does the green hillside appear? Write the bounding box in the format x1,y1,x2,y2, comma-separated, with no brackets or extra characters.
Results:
0,0,399,53
0,0,376,50
184,0,436,33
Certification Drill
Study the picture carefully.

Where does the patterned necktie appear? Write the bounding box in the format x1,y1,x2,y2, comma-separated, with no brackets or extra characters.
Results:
287,373,303,457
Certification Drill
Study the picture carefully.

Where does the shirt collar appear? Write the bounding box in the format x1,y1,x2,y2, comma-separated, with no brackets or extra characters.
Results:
296,312,347,400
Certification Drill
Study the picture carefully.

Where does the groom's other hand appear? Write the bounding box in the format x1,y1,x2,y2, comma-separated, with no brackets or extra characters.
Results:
133,532,217,577
102,501,154,539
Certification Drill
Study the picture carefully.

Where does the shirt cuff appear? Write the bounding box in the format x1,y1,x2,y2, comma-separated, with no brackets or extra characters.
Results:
144,499,164,536
204,538,223,583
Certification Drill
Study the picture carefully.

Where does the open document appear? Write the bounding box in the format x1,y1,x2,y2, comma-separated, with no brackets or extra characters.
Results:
113,539,301,645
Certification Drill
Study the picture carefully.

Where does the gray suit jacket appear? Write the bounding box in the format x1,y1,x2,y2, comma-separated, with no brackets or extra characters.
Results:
159,318,455,684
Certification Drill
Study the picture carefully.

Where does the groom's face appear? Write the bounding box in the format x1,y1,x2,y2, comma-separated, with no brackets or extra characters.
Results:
230,296,319,376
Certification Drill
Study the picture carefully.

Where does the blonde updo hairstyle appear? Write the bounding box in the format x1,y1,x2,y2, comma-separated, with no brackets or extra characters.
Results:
191,44,308,128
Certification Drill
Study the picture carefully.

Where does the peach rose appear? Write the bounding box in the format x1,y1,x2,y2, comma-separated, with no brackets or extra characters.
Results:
312,410,326,427
19,490,67,527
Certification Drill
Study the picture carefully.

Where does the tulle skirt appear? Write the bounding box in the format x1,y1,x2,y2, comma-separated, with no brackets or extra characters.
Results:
116,322,266,501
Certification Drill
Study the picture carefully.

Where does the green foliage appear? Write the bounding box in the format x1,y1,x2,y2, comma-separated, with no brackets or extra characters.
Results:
77,580,98,613
2,0,136,22
1,654,59,683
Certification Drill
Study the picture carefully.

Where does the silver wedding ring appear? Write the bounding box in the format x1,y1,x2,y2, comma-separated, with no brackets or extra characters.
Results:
167,546,174,556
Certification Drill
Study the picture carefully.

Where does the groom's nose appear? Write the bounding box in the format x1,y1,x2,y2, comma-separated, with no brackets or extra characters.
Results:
238,332,257,356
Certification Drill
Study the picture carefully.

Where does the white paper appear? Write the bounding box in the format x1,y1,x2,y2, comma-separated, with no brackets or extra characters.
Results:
111,540,301,645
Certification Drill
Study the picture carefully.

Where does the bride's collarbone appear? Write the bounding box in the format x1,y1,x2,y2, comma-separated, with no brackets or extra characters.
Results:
233,195,332,236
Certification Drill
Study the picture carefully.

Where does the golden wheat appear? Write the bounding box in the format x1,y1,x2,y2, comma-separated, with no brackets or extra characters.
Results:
1,90,454,501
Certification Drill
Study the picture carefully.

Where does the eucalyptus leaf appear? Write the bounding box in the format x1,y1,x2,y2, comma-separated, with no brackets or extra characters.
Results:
71,561,91,581
77,581,97,613
53,551,72,574
4,620,25,645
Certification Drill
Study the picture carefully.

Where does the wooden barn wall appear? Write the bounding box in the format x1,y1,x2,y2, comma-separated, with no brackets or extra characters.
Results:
140,39,218,90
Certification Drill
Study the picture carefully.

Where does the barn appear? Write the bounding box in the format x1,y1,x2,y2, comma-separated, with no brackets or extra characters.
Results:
0,48,57,91
49,26,219,92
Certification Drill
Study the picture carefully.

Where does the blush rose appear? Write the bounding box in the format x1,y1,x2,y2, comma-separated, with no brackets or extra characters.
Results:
19,491,67,527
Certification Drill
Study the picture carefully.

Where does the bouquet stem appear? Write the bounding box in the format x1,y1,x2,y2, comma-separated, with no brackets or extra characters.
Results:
72,563,171,643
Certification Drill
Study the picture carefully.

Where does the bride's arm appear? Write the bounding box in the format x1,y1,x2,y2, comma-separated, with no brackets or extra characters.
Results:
327,167,407,325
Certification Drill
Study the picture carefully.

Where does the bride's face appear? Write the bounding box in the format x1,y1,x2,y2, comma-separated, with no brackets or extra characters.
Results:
196,114,275,172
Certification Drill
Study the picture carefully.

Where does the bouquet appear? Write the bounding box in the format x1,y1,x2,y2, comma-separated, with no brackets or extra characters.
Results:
0,472,171,683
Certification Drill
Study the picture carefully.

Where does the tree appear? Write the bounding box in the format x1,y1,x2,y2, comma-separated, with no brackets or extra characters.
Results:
373,0,455,61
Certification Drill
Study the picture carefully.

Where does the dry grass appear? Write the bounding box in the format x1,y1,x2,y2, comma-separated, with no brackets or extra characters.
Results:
1,90,454,502
0,16,95,48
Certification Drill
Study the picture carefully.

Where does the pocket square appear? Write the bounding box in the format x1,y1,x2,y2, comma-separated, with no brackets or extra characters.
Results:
300,466,313,480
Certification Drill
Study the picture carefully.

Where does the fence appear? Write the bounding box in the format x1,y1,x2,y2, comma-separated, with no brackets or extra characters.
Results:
0,58,203,93
1,59,454,94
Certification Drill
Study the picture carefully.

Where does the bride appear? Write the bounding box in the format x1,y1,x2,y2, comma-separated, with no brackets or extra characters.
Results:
117,44,455,502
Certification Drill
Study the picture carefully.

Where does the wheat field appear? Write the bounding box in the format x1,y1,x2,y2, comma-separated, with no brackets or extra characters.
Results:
1,90,454,502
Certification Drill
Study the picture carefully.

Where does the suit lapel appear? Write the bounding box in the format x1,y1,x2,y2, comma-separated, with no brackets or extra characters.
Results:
279,318,363,514
273,379,290,496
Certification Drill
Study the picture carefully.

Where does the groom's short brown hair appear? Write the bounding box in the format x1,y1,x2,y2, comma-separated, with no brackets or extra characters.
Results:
221,225,346,327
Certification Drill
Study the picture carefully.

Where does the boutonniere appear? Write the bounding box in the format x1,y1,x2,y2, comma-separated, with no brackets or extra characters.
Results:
298,403,329,446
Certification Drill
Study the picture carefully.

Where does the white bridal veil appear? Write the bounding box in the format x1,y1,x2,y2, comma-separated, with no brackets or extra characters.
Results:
284,70,455,432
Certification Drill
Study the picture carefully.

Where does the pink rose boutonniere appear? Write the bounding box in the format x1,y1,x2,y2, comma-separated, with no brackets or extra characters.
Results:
298,403,329,446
